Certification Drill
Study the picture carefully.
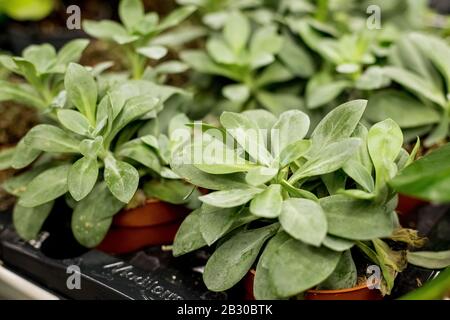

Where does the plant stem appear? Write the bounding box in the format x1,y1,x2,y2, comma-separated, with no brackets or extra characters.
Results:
128,50,146,80
315,0,329,22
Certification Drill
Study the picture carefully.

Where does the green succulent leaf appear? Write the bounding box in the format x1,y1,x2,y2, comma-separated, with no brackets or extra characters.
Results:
383,66,446,108
0,80,46,109
156,5,196,32
19,164,71,208
57,109,91,136
407,251,450,269
278,33,315,78
72,182,125,248
68,157,99,201
55,39,90,67
13,201,54,241
290,138,361,182
250,184,283,218
23,124,80,153
268,239,341,297
271,110,310,158
279,198,327,247
390,143,450,202
173,208,207,256
223,11,250,54
119,0,145,31
322,235,354,252
203,223,279,292
245,167,278,187
118,141,161,174
309,100,367,156
83,20,128,40
65,63,98,124
254,232,290,300
11,139,41,169
143,179,194,205
220,112,273,166
320,195,395,240
3,164,52,197
278,140,312,168
0,147,15,170
199,205,253,246
104,154,139,203
199,188,262,208
365,90,440,128
368,119,403,191
317,250,357,290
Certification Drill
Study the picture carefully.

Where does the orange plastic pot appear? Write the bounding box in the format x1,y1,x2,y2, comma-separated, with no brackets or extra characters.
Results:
112,199,188,228
97,222,180,254
396,194,428,216
244,270,382,300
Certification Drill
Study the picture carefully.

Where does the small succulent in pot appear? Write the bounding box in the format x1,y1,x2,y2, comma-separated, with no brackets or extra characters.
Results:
0,40,89,111
0,63,197,248
171,99,449,299
83,0,196,80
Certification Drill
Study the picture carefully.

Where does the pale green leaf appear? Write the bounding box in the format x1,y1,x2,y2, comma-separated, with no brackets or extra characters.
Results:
250,184,282,218
68,157,99,201
19,165,70,208
279,198,327,246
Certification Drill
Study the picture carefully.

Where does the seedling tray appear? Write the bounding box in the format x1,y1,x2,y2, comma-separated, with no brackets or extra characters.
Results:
0,204,448,300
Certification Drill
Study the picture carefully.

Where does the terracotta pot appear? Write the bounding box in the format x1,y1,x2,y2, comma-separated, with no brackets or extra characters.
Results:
113,199,188,228
97,200,187,254
396,194,428,216
244,270,382,300
97,222,180,255
303,285,383,300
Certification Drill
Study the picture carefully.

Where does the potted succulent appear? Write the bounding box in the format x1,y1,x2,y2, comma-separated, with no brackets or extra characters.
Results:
83,0,196,80
0,62,199,254
171,100,450,299
177,1,445,163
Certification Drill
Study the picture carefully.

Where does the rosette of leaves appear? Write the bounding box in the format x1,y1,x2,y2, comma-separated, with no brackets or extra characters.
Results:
176,0,267,30
366,33,450,146
83,0,196,80
170,99,448,298
181,10,308,115
0,63,194,247
281,0,439,112
0,40,89,111
287,20,394,110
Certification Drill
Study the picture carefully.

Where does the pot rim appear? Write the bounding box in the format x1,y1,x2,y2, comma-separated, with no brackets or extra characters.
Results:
122,197,166,212
249,269,375,294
